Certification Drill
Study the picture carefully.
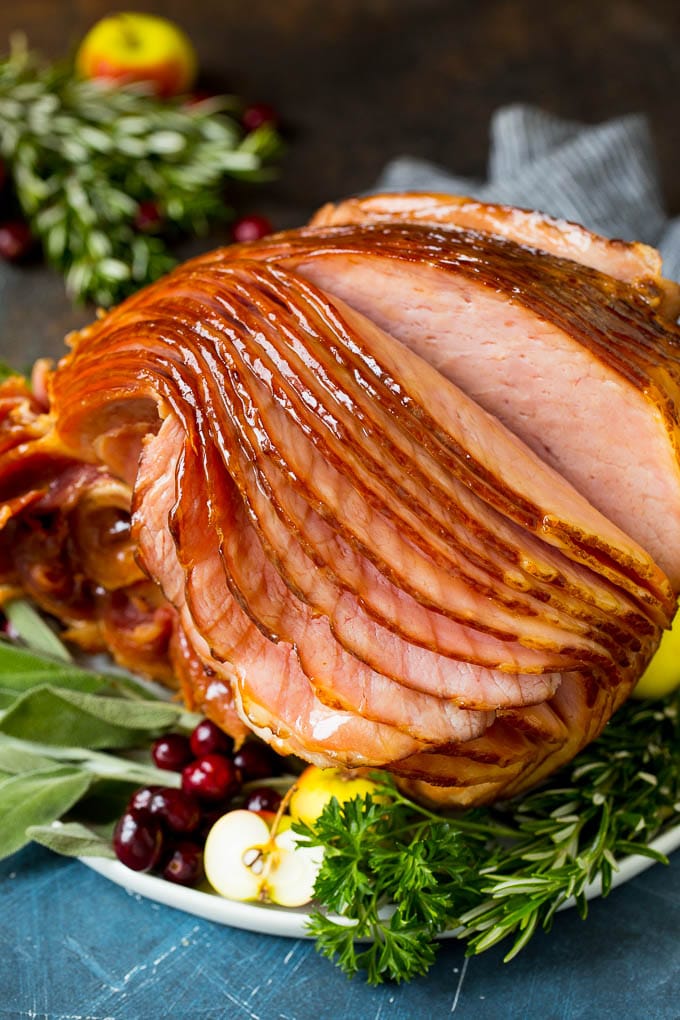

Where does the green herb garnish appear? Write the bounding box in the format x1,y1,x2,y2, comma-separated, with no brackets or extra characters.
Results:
0,38,282,305
296,693,680,983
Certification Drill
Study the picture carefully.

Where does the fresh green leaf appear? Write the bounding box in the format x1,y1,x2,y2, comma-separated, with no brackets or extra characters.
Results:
0,640,109,694
26,820,116,859
0,685,178,747
0,689,24,708
0,641,183,715
4,600,72,661
0,743,56,773
70,778,141,825
0,767,92,859
0,359,22,382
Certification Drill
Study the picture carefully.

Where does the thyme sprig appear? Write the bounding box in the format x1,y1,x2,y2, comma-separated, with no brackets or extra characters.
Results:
297,692,680,983
0,39,282,305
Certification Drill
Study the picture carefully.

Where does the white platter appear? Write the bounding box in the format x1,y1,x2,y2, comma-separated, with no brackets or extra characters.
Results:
80,822,680,941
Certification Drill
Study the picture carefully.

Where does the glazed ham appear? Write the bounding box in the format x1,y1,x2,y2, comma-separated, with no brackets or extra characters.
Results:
1,193,679,807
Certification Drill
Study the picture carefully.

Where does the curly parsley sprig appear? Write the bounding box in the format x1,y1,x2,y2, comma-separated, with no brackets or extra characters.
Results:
296,692,680,984
0,38,283,305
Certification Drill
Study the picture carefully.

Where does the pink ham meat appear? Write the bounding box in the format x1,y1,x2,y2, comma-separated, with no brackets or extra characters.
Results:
1,192,679,806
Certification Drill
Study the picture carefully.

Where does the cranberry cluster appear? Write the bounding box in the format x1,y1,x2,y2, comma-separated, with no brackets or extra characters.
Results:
112,718,283,886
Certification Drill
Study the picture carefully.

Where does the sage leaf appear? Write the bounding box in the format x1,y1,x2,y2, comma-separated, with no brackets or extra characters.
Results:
0,641,173,704
0,641,108,694
0,685,177,748
4,600,72,661
0,742,56,774
53,688,182,729
26,821,116,860
0,690,21,708
0,767,92,859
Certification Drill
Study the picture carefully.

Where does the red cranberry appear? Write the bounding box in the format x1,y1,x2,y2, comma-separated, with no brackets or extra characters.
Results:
182,753,241,802
128,785,162,820
0,220,33,262
244,786,282,814
232,214,272,243
134,199,162,232
241,102,278,132
151,733,193,771
148,787,202,834
113,812,163,872
189,719,233,758
162,840,204,886
233,742,278,782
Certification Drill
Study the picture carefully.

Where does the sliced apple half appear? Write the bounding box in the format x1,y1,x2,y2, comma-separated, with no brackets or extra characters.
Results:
204,808,323,907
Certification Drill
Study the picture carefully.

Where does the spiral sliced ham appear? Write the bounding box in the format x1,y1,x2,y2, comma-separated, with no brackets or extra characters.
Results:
0,193,679,806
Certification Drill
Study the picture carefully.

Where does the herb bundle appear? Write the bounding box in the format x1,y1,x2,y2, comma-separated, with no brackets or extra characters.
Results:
0,39,282,305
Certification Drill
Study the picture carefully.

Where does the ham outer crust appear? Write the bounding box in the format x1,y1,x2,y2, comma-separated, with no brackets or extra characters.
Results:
310,191,680,317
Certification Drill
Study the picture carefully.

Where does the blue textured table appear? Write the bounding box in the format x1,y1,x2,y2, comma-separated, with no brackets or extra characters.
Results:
2,842,678,1019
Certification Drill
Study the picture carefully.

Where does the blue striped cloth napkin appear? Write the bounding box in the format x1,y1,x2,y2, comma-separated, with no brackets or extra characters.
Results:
374,104,680,281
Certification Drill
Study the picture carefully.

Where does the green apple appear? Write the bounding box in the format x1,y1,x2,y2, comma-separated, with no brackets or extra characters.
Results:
633,610,680,699
288,765,382,827
75,13,197,98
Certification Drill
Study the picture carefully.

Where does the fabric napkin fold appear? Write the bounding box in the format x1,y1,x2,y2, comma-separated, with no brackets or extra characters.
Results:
374,103,680,281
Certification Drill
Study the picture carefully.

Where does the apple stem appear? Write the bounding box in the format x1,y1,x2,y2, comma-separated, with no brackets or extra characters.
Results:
269,781,298,844
255,781,300,896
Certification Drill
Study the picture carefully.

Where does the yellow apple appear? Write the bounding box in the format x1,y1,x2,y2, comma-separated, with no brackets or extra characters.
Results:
75,13,198,98
288,766,382,827
633,610,680,699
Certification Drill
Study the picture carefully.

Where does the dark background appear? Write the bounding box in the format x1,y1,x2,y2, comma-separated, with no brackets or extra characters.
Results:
1,4,679,1018
1,0,680,360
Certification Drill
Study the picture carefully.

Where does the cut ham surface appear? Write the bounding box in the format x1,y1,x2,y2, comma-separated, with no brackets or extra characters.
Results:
0,192,678,806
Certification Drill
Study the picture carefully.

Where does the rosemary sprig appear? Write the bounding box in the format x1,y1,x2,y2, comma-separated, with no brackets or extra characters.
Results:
0,39,283,305
297,692,680,983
